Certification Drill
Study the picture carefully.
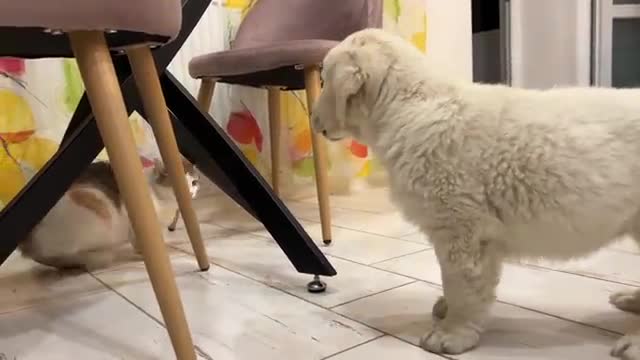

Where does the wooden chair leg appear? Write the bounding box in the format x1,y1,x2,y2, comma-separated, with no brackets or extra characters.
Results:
197,78,216,113
68,31,196,360
162,79,216,234
167,78,215,236
163,79,215,235
303,65,332,245
127,47,210,272
168,208,181,231
267,87,282,195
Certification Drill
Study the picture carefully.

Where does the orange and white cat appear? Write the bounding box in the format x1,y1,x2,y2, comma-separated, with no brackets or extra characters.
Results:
19,159,200,270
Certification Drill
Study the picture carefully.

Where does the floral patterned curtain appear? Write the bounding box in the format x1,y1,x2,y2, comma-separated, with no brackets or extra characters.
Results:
0,0,429,209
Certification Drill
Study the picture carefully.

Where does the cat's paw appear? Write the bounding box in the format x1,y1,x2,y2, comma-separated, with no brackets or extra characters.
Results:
612,334,640,359
432,296,448,320
611,290,640,314
420,321,480,354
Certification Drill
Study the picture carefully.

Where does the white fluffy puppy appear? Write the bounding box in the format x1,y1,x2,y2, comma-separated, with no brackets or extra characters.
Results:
311,28,640,358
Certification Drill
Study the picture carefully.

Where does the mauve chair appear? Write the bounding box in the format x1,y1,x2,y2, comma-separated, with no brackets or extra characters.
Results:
189,0,383,246
0,1,206,358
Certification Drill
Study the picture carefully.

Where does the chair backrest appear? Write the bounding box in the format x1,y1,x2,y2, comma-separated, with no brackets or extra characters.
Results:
232,0,382,49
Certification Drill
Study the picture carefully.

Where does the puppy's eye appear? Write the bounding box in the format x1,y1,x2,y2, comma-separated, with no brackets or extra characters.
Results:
320,77,324,87
191,180,199,187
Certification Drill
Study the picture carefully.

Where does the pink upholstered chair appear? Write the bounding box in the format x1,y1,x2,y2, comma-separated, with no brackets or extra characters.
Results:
0,1,207,358
189,0,383,245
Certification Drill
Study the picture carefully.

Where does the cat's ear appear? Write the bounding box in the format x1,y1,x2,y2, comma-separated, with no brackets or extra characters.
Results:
180,156,195,173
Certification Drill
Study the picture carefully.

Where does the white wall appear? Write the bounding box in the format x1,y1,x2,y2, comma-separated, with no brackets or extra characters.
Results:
510,0,591,89
168,4,226,97
426,0,473,81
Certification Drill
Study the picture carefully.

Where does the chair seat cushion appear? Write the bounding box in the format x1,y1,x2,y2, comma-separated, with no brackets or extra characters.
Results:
188,39,338,79
0,0,181,40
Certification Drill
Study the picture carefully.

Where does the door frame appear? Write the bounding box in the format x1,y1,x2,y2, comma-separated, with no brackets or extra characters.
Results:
593,0,640,86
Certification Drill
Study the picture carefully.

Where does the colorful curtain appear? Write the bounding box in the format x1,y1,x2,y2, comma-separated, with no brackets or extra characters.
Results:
0,0,428,209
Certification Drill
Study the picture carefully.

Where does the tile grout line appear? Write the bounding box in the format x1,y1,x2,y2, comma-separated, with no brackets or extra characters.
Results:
89,272,168,328
164,249,457,357
520,261,640,288
287,199,387,215
167,247,448,355
361,262,626,336
319,334,385,359
170,239,422,308
88,272,216,360
197,224,427,255
170,243,418,311
297,218,424,245
197,212,640,288
42,249,614,360
141,227,627,354
192,252,454,359
318,317,455,360
169,229,640,291
173,238,626,338
368,248,432,266
0,286,111,316
328,280,418,310
206,203,422,244
11,195,633,358
226,219,428,247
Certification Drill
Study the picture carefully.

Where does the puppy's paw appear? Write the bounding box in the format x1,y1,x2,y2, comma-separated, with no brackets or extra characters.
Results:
432,296,448,320
420,321,480,354
611,290,640,314
612,334,640,359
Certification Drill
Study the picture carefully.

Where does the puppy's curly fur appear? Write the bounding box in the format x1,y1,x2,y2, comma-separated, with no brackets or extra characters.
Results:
312,28,640,358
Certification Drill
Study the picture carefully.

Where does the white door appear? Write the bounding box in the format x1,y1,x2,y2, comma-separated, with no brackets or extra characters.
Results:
505,0,592,89
594,0,640,87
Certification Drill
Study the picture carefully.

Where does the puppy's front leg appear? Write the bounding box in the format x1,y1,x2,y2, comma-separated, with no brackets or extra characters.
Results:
610,289,640,359
421,229,501,354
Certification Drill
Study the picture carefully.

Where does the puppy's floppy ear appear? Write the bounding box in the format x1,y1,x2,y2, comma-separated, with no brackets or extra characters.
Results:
333,59,365,121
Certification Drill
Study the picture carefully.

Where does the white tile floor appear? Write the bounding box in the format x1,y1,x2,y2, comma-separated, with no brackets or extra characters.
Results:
1,188,639,359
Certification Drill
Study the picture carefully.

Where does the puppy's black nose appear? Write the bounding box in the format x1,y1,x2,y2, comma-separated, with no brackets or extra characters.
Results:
322,130,328,137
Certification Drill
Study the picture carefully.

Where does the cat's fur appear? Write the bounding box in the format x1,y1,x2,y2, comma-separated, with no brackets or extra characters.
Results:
19,159,200,270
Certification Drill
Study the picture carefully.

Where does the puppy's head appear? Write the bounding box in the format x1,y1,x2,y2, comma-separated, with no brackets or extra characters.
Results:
311,29,415,143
